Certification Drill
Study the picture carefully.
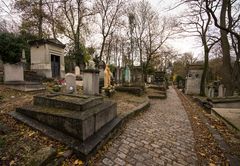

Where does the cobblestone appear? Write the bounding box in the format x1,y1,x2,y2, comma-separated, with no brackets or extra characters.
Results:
94,87,198,165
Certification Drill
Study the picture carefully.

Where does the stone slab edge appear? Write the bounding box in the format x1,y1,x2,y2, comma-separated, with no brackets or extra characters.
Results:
8,99,150,163
120,98,150,121
211,108,239,131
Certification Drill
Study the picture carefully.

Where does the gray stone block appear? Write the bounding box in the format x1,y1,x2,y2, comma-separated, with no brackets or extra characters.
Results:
16,100,117,141
34,94,103,111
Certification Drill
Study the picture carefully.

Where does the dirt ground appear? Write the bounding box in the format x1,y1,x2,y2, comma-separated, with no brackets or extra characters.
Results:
0,85,146,165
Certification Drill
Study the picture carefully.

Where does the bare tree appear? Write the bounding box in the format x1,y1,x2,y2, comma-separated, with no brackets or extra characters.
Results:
94,0,125,61
60,0,94,69
206,0,240,95
183,0,220,96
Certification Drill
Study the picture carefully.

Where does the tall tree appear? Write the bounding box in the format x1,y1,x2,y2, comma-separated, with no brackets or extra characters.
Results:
60,0,94,69
94,0,125,61
206,0,240,95
183,0,220,96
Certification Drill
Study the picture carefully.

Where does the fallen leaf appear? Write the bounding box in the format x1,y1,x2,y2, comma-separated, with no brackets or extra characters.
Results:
74,159,83,165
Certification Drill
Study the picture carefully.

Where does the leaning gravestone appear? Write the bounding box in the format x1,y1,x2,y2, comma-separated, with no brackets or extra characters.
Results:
65,73,76,93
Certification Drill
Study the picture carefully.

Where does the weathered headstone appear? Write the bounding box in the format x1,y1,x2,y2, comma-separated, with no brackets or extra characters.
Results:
65,73,76,93
88,59,95,69
83,69,99,95
147,75,151,83
75,66,80,76
4,63,24,82
208,87,214,98
115,67,120,84
218,84,224,97
124,66,131,83
104,65,111,87
185,64,203,95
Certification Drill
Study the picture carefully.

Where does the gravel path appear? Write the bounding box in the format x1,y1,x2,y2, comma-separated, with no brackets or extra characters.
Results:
94,86,198,166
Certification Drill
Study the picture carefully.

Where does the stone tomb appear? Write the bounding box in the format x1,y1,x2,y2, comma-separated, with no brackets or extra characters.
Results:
11,94,118,159
185,64,203,95
29,39,65,78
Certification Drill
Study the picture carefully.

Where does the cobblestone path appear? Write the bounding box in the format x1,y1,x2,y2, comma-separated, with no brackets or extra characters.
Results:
95,87,198,166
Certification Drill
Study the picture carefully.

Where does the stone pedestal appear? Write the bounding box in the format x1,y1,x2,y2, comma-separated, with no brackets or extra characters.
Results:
83,69,99,95
4,63,24,82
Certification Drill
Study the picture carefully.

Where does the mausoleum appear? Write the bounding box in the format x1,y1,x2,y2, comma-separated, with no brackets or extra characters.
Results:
185,64,204,95
29,39,65,78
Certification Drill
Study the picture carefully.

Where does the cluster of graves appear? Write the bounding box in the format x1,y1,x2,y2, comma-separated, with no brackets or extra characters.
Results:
184,65,240,130
0,38,169,160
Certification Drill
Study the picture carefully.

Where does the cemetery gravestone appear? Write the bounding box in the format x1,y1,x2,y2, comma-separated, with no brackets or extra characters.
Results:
83,69,99,95
185,64,203,95
4,63,24,82
218,84,225,98
75,66,80,76
124,66,131,83
12,93,118,159
65,73,76,93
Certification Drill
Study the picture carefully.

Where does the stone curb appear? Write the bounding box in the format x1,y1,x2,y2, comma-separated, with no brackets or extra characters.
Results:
119,97,150,121
211,108,240,131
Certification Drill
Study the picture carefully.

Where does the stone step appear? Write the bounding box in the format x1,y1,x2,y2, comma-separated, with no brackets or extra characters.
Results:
34,94,103,111
16,101,117,141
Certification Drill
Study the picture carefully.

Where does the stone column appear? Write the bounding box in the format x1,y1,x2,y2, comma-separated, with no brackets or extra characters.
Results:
83,69,99,95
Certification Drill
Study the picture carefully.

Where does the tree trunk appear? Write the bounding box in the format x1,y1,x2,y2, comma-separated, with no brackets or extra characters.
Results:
38,0,43,39
200,48,208,96
99,36,106,61
220,0,233,96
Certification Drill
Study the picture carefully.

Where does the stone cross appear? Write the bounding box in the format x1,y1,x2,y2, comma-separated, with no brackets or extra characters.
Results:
124,66,131,83
65,73,76,93
104,65,111,87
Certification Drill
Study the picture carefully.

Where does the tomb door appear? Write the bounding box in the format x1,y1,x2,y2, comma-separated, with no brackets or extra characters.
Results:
51,55,60,78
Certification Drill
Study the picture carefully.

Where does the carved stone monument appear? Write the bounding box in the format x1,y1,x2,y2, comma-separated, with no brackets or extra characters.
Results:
29,39,65,78
75,66,80,76
218,84,225,98
104,65,111,88
83,69,99,95
185,64,204,95
4,63,24,82
65,73,76,93
124,66,131,83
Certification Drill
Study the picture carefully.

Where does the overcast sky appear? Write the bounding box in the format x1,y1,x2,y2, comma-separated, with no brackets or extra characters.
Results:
0,0,203,58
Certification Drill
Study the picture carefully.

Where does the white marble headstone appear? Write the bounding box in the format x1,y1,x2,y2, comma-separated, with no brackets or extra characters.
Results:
218,84,224,97
75,66,80,76
65,73,76,93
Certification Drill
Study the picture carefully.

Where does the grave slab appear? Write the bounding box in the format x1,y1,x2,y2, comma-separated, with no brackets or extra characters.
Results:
212,108,240,130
